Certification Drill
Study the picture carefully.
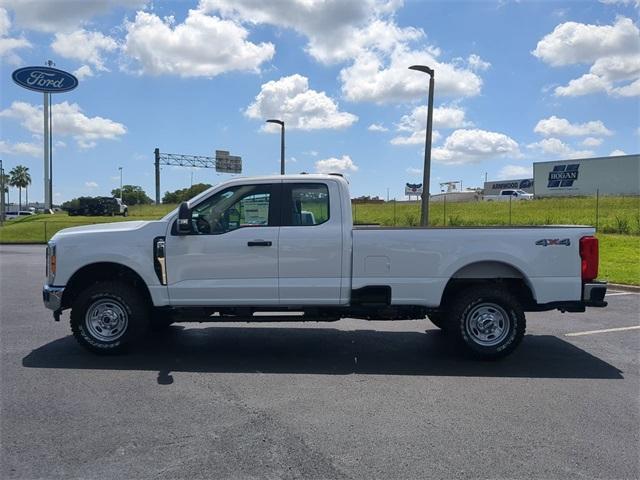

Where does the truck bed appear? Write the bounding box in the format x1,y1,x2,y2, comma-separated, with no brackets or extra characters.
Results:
351,226,594,307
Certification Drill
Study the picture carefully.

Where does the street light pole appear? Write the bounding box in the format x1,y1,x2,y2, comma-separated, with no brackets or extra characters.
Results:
118,167,123,201
266,119,285,175
409,65,435,227
0,159,5,225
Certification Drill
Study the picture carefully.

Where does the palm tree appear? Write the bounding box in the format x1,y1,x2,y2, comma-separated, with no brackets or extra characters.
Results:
9,165,31,212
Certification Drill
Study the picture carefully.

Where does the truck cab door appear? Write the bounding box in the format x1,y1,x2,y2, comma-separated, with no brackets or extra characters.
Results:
165,182,281,306
278,181,344,305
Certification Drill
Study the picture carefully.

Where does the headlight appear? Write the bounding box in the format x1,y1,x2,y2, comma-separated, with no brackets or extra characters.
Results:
47,243,56,280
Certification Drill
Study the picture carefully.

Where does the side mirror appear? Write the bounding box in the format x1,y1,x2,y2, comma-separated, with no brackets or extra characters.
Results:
177,202,191,234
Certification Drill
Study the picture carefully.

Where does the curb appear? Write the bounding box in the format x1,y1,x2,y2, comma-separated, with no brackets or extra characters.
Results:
609,283,640,292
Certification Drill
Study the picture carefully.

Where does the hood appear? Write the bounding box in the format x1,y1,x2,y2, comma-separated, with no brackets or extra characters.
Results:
51,220,151,240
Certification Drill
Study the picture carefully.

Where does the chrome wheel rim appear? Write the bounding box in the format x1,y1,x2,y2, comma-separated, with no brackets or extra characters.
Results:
85,299,128,342
465,302,510,347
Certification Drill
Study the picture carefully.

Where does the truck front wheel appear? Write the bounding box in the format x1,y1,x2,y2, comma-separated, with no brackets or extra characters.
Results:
70,281,149,354
448,286,525,359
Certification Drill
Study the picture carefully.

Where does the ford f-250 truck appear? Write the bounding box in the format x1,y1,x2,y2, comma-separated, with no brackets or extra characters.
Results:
43,174,607,358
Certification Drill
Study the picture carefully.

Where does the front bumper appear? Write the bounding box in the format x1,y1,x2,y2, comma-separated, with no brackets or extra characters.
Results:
583,281,607,307
43,284,65,319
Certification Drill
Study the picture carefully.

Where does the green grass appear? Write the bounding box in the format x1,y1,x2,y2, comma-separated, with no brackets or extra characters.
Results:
598,234,640,286
352,196,640,232
2,197,639,284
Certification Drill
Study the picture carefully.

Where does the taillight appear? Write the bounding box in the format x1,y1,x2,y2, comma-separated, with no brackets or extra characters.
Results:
579,236,598,282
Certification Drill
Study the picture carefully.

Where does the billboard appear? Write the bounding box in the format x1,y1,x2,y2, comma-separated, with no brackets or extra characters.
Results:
215,150,242,174
483,178,534,196
405,183,423,196
533,154,639,197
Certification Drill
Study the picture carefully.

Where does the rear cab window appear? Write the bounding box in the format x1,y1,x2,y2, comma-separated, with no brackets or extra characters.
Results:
282,183,330,226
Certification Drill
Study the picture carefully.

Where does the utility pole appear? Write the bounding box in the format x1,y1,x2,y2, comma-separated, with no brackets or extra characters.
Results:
409,65,435,227
154,148,160,204
266,119,285,175
118,167,123,201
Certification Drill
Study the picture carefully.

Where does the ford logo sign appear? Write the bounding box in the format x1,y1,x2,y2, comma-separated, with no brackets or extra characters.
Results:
12,66,78,93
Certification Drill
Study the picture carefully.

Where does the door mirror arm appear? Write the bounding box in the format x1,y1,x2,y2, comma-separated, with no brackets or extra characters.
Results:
177,202,192,234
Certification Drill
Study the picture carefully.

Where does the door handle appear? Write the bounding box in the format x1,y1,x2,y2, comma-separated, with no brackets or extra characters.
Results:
247,240,272,247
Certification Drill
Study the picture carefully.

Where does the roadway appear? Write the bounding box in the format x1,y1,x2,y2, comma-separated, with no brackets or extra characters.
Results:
1,245,638,479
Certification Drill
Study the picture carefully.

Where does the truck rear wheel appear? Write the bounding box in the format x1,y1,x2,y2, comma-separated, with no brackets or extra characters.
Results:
70,281,149,354
448,285,525,359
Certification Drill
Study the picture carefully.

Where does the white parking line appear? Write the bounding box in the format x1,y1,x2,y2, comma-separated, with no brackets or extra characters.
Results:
566,326,640,337
606,292,639,296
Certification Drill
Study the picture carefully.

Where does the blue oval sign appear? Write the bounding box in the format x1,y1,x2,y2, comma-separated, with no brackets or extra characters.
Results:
12,66,78,93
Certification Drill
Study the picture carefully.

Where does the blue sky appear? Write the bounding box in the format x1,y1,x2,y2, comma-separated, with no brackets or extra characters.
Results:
0,0,638,203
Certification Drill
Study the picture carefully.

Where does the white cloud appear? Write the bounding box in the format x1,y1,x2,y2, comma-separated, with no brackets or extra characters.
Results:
2,0,145,32
0,6,9,35
554,73,611,96
391,105,468,145
599,0,640,8
368,123,389,132
200,0,421,64
0,101,127,149
533,17,639,66
0,140,41,157
85,181,99,188
612,77,640,96
340,46,484,103
534,116,613,137
467,53,491,71
0,7,31,64
245,74,357,130
124,9,275,77
609,149,627,156
582,137,603,147
52,29,117,71
201,1,486,103
315,155,358,174
534,17,640,97
432,129,520,165
527,138,594,159
498,165,533,179
406,167,422,176
73,65,94,81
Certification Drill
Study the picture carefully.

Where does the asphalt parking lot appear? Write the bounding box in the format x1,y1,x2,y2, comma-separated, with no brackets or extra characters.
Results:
1,245,638,480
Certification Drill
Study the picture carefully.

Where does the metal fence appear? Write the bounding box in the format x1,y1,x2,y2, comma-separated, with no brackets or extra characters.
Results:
351,192,640,234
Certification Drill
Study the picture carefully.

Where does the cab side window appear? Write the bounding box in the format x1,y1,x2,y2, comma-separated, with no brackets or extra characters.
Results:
190,184,273,234
283,183,330,226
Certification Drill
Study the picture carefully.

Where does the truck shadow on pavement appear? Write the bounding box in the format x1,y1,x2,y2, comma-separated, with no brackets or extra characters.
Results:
22,326,623,382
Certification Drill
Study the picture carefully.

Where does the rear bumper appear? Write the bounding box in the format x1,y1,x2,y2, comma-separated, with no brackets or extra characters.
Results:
529,281,607,312
43,284,64,318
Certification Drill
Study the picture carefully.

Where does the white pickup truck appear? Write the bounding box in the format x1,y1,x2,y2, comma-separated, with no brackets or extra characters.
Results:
484,189,534,201
43,174,607,358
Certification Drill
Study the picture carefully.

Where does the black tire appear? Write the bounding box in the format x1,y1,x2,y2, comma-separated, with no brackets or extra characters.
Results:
447,285,525,359
70,281,149,354
123,209,128,217
427,313,448,330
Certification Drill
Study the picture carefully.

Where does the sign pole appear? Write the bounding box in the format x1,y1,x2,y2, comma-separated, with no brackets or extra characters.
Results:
43,91,50,210
11,64,78,212
49,92,53,209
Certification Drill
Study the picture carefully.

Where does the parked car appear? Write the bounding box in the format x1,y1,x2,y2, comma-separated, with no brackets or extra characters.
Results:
65,197,128,217
5,210,36,220
43,174,606,358
484,189,534,201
